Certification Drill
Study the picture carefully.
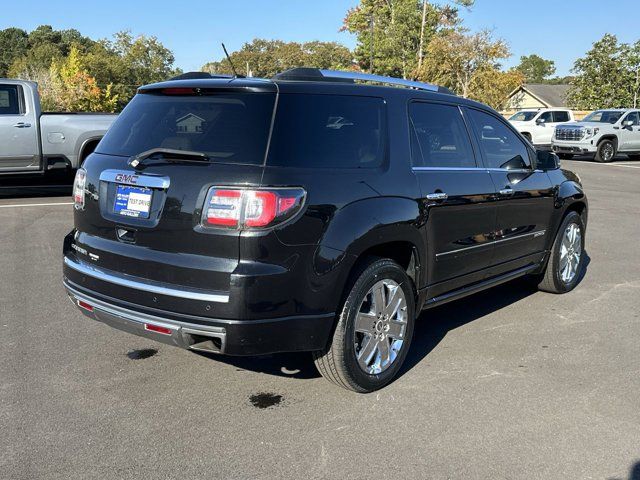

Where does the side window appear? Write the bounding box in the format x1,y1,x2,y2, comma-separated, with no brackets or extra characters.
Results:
553,111,570,122
467,108,531,170
408,102,475,168
268,94,386,169
624,112,640,126
0,85,23,115
538,111,553,123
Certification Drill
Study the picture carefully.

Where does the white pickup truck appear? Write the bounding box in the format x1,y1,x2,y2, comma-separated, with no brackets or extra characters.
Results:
508,108,575,148
0,79,116,176
551,109,640,162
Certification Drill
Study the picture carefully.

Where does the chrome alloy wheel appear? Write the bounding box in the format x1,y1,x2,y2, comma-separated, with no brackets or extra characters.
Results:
602,142,614,161
354,279,408,374
559,223,582,284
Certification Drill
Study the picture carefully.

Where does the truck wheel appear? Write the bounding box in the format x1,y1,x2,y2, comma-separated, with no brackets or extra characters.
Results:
538,211,585,294
313,258,416,393
595,139,616,162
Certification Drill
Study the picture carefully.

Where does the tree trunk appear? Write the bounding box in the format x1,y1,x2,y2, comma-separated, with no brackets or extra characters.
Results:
418,1,427,70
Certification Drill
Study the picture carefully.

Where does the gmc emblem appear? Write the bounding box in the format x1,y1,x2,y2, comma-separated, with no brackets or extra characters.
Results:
114,173,139,184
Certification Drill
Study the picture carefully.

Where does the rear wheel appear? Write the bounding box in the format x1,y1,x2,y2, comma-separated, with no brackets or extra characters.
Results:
313,258,416,393
538,211,585,293
595,139,616,162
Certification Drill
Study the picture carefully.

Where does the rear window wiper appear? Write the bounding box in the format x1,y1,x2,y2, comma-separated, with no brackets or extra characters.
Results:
129,148,209,168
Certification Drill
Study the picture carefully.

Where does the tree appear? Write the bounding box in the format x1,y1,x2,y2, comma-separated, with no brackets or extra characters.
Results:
567,34,640,109
415,29,511,98
515,54,555,83
469,68,524,109
0,28,29,77
341,0,473,78
202,39,354,77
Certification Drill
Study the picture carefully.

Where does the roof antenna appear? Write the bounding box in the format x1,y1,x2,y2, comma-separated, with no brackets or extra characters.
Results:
222,43,243,78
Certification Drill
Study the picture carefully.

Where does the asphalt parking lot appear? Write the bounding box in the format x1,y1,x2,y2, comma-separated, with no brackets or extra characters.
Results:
1,158,639,480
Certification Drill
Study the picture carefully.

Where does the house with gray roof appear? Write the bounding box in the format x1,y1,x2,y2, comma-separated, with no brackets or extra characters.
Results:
505,84,572,110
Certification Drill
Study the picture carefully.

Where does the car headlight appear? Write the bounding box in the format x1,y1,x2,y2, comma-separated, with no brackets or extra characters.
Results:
584,127,599,139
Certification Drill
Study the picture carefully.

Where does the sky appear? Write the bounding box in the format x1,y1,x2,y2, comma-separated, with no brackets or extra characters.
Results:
2,0,640,77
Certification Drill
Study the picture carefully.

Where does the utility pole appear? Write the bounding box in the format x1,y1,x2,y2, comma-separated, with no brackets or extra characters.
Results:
418,1,427,70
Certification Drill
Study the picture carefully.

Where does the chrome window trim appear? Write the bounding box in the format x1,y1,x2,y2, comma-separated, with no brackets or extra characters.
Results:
435,230,546,258
412,166,534,173
64,256,230,303
99,169,171,189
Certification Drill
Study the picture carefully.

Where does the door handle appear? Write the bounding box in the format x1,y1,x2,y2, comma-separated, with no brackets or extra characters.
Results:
13,122,31,128
426,192,448,201
498,188,515,196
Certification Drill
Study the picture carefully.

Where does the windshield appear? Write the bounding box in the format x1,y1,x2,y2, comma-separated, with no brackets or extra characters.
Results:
509,111,538,122
581,110,624,124
96,92,276,165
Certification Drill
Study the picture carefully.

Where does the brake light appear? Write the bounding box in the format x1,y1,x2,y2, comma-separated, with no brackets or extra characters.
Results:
73,168,86,209
205,189,242,227
203,187,305,229
162,88,196,95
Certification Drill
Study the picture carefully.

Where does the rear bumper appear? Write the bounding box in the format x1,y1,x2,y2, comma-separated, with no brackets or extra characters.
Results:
64,279,335,355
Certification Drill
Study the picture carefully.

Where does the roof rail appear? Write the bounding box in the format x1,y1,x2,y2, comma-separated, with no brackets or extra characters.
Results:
272,68,450,94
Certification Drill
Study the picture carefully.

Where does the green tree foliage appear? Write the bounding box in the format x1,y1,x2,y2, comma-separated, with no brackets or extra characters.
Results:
2,25,180,111
568,34,640,109
202,39,353,77
415,28,521,108
341,0,474,78
515,54,556,83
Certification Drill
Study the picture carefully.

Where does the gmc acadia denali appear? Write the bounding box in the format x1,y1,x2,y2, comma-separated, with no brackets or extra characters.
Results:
63,69,588,392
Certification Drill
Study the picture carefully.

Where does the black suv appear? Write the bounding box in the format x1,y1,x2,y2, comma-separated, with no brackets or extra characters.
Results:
63,68,588,392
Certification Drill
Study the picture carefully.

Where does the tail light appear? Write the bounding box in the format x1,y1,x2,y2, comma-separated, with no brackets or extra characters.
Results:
73,168,86,209
203,187,306,229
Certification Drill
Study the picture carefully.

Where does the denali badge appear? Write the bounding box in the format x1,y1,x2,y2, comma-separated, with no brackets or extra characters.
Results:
114,173,139,184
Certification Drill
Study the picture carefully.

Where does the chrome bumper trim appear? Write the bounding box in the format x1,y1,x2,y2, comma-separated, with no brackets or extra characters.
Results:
64,256,230,303
64,281,226,353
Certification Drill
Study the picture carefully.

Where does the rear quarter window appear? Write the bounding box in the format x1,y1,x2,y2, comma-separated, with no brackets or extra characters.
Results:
267,94,387,169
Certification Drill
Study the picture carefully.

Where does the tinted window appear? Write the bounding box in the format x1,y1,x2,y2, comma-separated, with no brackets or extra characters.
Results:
409,102,475,168
268,94,386,168
0,85,22,115
96,92,276,165
553,111,570,122
468,108,531,170
623,111,640,125
582,110,624,124
538,111,553,123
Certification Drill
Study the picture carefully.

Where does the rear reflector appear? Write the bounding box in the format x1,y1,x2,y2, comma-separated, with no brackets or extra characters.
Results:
77,300,93,312
144,324,173,335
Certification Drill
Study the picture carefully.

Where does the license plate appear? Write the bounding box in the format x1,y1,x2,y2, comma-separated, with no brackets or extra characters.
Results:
114,185,152,218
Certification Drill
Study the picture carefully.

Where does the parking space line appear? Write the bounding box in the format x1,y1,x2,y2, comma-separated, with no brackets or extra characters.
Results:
0,202,73,208
574,161,640,170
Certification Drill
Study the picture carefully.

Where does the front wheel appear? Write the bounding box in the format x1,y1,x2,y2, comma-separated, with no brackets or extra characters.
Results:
313,258,416,393
538,211,585,293
595,139,616,162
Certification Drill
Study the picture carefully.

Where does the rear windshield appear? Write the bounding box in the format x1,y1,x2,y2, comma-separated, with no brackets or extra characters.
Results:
96,92,276,165
267,94,386,169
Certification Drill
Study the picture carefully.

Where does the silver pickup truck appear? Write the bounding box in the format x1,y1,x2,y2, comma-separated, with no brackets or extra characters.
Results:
0,79,116,175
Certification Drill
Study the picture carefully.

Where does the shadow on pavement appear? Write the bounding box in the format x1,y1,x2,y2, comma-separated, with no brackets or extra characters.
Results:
199,252,591,384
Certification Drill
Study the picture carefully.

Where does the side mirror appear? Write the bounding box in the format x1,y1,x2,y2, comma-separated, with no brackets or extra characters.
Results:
536,150,560,170
536,117,546,125
623,120,634,129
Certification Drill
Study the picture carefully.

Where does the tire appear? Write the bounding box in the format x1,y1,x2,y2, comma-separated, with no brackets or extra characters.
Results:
594,139,616,163
538,211,585,294
558,153,574,160
313,258,416,393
